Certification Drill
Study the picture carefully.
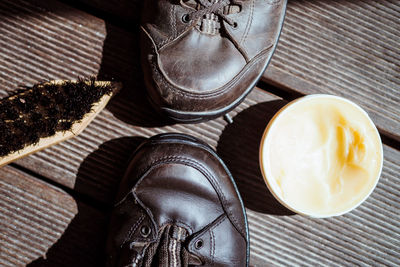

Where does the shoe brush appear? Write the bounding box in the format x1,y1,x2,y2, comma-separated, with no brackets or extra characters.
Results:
0,78,121,167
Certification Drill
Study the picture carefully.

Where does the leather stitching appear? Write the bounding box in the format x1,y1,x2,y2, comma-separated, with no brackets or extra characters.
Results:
208,216,226,264
143,25,271,102
141,26,158,55
186,214,226,263
240,0,254,45
121,213,146,248
139,157,227,210
223,21,250,62
158,5,176,48
210,229,215,264
267,0,281,4
210,214,226,230
157,8,195,50
151,47,269,99
135,156,244,238
158,26,188,49
171,5,177,37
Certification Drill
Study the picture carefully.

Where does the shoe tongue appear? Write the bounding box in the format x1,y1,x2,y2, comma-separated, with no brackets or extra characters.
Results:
188,253,203,265
224,4,241,15
181,0,199,9
182,0,220,10
182,0,240,15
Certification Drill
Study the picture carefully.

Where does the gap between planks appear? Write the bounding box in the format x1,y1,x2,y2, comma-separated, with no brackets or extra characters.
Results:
55,0,400,146
257,80,400,150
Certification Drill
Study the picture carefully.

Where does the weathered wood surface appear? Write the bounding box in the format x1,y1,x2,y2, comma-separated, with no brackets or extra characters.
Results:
28,201,109,267
218,111,400,266
62,0,400,141
0,0,398,266
17,89,278,202
263,0,400,141
69,0,141,24
0,0,279,201
0,166,77,266
10,86,399,266
24,118,400,266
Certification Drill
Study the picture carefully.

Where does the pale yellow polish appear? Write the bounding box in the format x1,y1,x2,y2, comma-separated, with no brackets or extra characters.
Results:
260,95,383,217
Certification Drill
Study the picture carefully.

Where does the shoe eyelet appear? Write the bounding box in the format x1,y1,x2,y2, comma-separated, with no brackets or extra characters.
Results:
140,225,151,238
232,22,238,29
182,14,191,23
129,242,136,249
194,239,203,249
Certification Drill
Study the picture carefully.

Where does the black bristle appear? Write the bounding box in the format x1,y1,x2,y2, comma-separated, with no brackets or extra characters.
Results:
5,107,19,120
45,117,58,136
31,112,43,121
0,122,9,139
47,106,60,117
31,88,42,101
14,119,27,131
0,77,117,157
40,95,51,107
27,130,40,144
32,119,47,133
58,121,72,131
13,98,26,110
54,91,64,104
0,146,11,157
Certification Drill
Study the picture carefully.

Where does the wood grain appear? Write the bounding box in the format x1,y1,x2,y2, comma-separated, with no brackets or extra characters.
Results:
16,89,279,203
0,166,77,266
68,0,142,24
20,143,400,267
0,0,280,201
65,0,400,140
0,0,398,266
0,81,119,168
217,106,400,266
28,202,110,267
0,0,104,95
263,0,400,140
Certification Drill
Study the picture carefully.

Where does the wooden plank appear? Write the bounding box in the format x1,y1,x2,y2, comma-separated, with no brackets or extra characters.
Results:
24,145,400,267
28,202,109,267
0,0,399,266
217,103,400,266
68,0,142,24
263,0,400,141
60,0,400,140
16,89,279,203
0,0,280,201
0,166,77,266
0,0,104,95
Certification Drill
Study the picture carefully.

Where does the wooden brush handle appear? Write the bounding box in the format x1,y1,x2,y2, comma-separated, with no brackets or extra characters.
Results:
0,80,121,168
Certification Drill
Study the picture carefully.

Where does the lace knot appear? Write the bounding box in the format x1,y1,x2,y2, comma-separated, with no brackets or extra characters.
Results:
185,0,238,29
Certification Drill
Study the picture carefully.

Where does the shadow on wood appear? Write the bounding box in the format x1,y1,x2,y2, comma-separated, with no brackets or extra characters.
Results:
69,0,143,25
27,202,109,267
28,136,146,266
217,100,295,216
74,136,147,204
98,21,174,127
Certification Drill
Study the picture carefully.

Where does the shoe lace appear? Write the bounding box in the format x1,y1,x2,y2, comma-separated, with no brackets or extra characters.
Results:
142,225,201,267
184,0,237,27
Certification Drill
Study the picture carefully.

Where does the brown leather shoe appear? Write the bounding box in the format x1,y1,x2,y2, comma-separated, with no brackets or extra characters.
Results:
141,0,287,122
106,133,249,266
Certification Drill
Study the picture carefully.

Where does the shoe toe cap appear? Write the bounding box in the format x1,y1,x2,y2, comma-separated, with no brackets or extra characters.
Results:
158,29,246,94
135,162,225,230
119,134,247,237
